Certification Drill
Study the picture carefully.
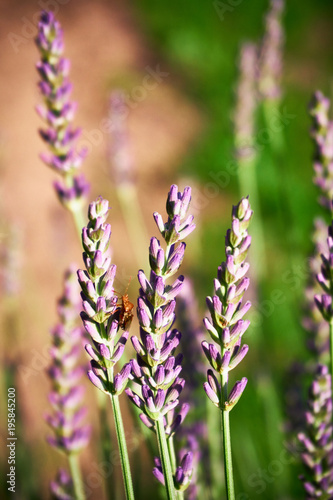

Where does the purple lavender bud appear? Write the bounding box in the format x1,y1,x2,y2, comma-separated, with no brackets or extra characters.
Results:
225,378,248,410
152,465,165,486
113,363,131,395
35,12,89,210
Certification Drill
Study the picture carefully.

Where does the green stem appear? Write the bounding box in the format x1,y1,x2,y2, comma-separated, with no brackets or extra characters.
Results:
156,416,176,500
220,369,235,500
71,207,86,241
167,436,177,474
109,394,135,500
68,453,86,500
206,397,223,500
168,437,184,500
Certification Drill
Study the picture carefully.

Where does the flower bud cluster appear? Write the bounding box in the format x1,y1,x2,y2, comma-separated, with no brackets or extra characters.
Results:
46,267,90,454
77,198,131,396
298,365,333,498
35,11,89,210
203,198,252,411
315,222,333,322
126,185,195,490
309,91,333,211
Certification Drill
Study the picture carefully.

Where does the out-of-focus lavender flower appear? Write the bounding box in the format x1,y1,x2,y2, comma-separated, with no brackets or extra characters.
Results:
176,278,206,397
77,197,131,396
303,218,330,361
258,0,284,101
298,365,333,498
35,11,89,211
314,220,333,323
176,279,207,496
50,469,73,500
46,266,90,454
0,225,22,297
108,91,135,188
126,185,195,492
234,43,258,160
202,197,252,411
309,91,333,212
153,451,193,492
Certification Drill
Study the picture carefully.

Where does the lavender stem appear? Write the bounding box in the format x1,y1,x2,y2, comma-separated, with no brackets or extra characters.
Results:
68,454,85,500
221,363,235,500
156,416,177,500
167,438,184,500
110,394,135,500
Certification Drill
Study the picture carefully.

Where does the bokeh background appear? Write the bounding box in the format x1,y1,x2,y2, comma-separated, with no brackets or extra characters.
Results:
0,0,333,498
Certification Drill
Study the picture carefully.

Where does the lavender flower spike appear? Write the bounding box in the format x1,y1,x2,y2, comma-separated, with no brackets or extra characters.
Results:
258,0,284,101
203,197,252,500
35,11,89,216
298,365,333,498
234,43,258,161
46,266,90,500
315,218,333,406
77,197,134,500
309,91,333,212
127,185,195,498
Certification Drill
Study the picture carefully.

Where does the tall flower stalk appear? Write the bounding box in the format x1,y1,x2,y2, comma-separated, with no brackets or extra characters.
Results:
309,91,333,214
77,197,134,500
202,198,252,500
46,266,91,500
305,91,333,363
315,220,333,407
126,185,195,500
35,11,90,238
234,42,265,279
298,365,333,498
107,91,148,267
258,0,284,105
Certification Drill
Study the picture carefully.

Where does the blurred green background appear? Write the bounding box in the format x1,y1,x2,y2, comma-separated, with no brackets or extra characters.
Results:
131,0,333,498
